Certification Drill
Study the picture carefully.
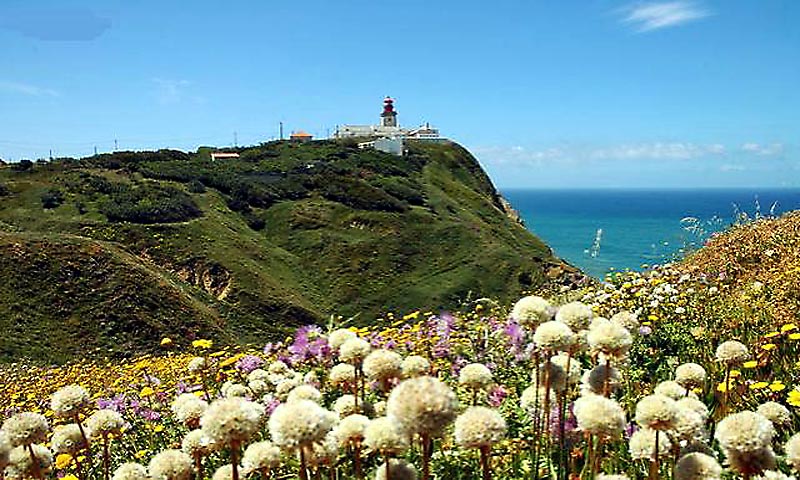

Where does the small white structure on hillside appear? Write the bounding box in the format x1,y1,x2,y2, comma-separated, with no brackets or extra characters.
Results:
358,137,404,156
334,97,443,141
210,152,240,161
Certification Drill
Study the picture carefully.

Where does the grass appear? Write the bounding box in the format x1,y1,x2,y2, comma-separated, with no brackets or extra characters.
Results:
0,140,574,362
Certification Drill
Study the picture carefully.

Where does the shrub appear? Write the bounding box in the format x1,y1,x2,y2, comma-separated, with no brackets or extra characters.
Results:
0,182,9,197
314,174,408,212
99,184,202,224
370,176,425,206
12,159,33,172
41,188,65,209
187,180,206,193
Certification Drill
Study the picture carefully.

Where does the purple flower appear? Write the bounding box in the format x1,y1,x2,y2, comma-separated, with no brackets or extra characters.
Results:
236,355,265,374
140,409,161,421
450,356,468,376
433,339,451,359
503,321,525,351
434,312,456,338
96,394,127,413
263,343,277,355
287,325,331,366
264,397,281,415
639,326,653,336
548,403,578,441
487,385,508,407
625,422,638,439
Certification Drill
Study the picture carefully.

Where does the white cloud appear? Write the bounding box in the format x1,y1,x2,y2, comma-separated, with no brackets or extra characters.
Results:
621,1,710,32
152,78,190,105
472,145,565,166
719,164,746,172
0,81,59,97
741,142,784,156
0,7,111,41
587,142,725,160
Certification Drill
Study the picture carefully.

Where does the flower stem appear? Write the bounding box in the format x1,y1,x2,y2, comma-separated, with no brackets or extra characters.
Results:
103,436,110,480
649,431,660,480
354,443,362,479
299,446,309,480
479,445,491,480
26,444,43,480
421,434,431,480
231,441,240,480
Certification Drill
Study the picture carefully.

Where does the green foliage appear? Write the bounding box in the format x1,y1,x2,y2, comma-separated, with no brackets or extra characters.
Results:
0,140,565,362
187,179,206,193
369,175,425,205
313,174,408,212
40,188,65,209
99,183,202,224
12,159,33,172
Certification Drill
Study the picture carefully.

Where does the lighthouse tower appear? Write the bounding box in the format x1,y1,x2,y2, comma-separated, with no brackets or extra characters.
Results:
380,96,398,128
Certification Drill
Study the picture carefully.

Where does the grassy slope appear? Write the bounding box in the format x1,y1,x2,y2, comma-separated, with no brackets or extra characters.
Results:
0,140,577,362
679,211,800,328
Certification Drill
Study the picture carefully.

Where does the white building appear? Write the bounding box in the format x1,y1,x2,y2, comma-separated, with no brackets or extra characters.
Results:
358,137,404,156
334,97,443,141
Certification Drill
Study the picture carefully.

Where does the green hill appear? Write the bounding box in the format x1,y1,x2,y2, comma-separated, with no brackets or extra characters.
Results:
0,140,584,362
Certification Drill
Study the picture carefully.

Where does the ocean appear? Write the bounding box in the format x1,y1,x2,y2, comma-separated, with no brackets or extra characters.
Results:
501,189,800,278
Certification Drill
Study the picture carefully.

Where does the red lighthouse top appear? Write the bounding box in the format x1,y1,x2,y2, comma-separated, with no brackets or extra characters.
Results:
383,96,395,114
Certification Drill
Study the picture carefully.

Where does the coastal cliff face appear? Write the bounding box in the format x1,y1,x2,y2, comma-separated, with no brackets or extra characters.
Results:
0,140,586,362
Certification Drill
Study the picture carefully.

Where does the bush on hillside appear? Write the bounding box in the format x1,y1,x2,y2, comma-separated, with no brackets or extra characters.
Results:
40,188,65,209
370,176,425,206
99,184,201,224
187,179,206,193
12,159,34,172
314,174,408,212
85,150,190,170
0,182,9,197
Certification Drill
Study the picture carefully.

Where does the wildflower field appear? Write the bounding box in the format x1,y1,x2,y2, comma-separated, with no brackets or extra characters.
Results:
1,213,799,480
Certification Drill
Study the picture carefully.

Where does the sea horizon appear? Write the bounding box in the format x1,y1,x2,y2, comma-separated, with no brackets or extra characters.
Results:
501,187,800,278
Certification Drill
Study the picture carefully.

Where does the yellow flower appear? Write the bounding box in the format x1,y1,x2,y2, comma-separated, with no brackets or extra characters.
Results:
750,382,769,390
764,331,780,339
192,339,213,349
769,381,786,392
781,323,797,333
56,453,73,469
743,361,759,369
730,370,741,378
140,386,155,397
135,450,148,459
717,382,730,393
787,390,800,407
219,354,242,368
647,314,659,321
762,344,777,351
153,424,165,433
160,337,173,347
63,476,79,480
789,333,800,340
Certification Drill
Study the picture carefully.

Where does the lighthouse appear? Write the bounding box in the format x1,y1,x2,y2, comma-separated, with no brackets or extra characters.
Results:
380,96,398,128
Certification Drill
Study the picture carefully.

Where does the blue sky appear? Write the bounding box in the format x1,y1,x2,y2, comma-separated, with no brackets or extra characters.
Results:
1,0,798,188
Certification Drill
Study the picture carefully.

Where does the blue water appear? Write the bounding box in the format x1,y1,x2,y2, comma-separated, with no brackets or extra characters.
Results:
502,189,800,278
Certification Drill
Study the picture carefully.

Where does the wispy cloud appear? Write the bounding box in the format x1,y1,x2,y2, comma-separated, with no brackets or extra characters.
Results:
0,6,111,41
472,146,565,166
152,78,191,105
0,81,59,97
588,142,725,160
620,1,711,32
475,142,727,166
741,142,784,156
